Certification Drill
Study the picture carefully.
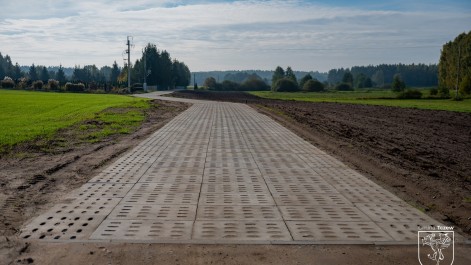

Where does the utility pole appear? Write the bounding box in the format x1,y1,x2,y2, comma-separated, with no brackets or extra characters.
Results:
455,45,461,99
143,48,147,92
126,36,132,93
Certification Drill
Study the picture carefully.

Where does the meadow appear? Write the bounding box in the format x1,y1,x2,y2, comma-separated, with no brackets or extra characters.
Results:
0,90,150,148
250,90,471,112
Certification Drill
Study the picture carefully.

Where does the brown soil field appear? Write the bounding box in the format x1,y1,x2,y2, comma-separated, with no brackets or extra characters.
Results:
170,90,471,237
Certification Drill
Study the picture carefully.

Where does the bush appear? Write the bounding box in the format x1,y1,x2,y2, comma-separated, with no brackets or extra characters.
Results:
392,74,406,92
221,80,240,91
17,77,28,89
438,86,450,98
1,77,15,88
65,82,85,92
274,78,299,92
459,75,471,95
48,79,60,91
335,82,353,91
32,80,43,90
111,87,129,94
429,88,438,96
397,89,423,99
241,78,269,91
303,79,324,92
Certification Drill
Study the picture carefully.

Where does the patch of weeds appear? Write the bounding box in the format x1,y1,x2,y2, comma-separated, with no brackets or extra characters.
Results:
0,100,150,157
256,104,287,117
463,197,471,203
407,201,429,213
79,102,149,143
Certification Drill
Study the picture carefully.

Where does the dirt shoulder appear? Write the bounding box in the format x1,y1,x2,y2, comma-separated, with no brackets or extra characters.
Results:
0,99,189,262
170,90,471,237
11,242,471,265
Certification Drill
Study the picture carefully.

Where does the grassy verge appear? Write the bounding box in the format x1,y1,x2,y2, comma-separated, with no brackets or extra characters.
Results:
0,89,150,151
250,90,471,112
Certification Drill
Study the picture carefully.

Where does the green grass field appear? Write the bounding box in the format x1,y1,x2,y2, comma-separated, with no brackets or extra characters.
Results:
0,90,150,148
250,90,471,112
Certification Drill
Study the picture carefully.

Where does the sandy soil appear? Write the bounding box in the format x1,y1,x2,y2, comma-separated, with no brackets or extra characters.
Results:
1,92,470,265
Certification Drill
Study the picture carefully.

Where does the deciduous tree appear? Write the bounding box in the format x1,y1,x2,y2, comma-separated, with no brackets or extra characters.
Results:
271,66,285,91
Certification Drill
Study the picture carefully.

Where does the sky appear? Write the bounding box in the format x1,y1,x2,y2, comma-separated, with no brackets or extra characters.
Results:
0,0,470,72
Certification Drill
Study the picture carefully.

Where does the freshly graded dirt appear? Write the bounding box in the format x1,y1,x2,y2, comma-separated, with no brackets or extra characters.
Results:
170,90,471,237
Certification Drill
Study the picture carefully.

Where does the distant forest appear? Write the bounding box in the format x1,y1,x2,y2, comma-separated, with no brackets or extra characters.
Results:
2,50,439,91
193,63,438,88
192,70,327,87
0,43,191,92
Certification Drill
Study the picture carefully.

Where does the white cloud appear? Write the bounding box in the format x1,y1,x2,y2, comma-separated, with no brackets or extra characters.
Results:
0,0,470,71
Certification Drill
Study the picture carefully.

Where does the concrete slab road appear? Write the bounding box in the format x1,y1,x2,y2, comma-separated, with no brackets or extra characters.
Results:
20,92,451,245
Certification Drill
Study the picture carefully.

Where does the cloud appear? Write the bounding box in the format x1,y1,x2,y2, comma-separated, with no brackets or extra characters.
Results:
0,0,470,71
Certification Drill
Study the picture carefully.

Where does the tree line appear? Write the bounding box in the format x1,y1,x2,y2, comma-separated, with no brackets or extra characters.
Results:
327,63,438,88
202,72,270,91
0,42,191,92
124,43,191,90
438,31,471,98
196,62,440,93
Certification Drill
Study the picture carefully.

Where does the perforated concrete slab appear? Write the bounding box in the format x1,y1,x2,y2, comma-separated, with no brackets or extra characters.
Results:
286,221,394,242
47,197,121,216
201,183,269,193
355,203,438,223
199,193,276,205
278,206,371,221
192,221,292,241
133,183,201,193
108,204,197,220
197,205,283,220
90,220,193,241
203,174,264,183
21,214,105,241
68,183,134,198
274,194,352,206
267,183,338,194
263,174,328,184
21,93,450,244
138,174,202,184
122,192,199,205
